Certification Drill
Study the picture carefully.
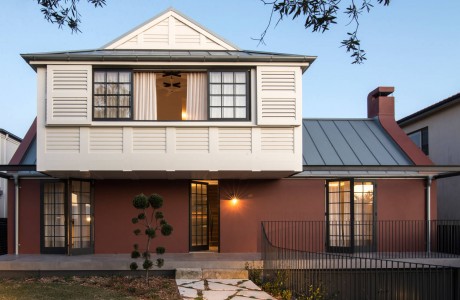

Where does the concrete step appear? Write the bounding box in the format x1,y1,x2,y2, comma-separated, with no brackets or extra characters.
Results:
175,268,248,279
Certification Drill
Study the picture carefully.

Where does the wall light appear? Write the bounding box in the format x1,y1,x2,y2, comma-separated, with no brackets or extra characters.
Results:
231,197,239,206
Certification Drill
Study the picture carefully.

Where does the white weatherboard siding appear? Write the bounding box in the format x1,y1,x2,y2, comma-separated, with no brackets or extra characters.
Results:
0,132,20,218
104,10,236,51
38,126,302,177
37,63,303,178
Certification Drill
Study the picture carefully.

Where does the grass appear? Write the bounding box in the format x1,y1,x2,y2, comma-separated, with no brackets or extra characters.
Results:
0,276,182,300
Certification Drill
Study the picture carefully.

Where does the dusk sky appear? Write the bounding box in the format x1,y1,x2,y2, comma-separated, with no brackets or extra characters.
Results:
1,1,459,137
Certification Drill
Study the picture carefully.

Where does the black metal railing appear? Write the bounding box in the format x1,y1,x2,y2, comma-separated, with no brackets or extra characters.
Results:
0,218,6,255
261,220,460,300
262,220,460,259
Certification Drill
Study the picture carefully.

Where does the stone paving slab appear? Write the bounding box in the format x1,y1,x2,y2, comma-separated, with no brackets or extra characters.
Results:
176,278,275,300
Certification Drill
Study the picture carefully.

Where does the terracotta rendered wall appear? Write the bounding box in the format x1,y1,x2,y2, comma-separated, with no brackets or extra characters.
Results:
7,179,41,254
219,179,325,253
94,179,189,254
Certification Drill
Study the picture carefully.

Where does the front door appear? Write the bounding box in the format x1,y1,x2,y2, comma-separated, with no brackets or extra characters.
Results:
190,180,220,252
326,180,375,253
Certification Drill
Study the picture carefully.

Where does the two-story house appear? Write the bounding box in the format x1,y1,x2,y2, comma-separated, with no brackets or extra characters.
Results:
399,93,460,220
7,9,445,257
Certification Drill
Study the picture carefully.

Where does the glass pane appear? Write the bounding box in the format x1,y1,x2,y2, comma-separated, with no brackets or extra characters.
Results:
106,72,118,82
55,225,65,236
235,96,246,107
222,72,234,83
119,72,131,83
107,108,118,118
235,108,246,118
94,96,105,106
210,84,221,95
210,108,221,118
107,96,117,106
119,84,131,94
94,72,105,82
81,194,90,204
119,96,130,106
223,107,234,118
210,96,221,106
119,108,130,118
234,72,246,83
235,84,246,95
55,237,65,247
209,72,221,83
94,84,106,94
329,182,339,193
223,84,233,95
223,96,233,107
94,107,105,118
107,84,118,94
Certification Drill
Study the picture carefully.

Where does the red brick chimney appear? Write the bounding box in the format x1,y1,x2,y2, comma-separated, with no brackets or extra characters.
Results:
367,87,433,165
367,86,395,118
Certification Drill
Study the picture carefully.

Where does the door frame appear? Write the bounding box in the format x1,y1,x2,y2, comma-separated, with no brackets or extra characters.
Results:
325,179,376,253
189,181,210,251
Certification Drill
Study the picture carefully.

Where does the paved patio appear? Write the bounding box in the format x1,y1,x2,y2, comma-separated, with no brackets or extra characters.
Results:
0,252,262,272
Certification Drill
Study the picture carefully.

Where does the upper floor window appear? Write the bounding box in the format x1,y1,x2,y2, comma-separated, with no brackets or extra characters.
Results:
93,71,132,120
408,127,429,155
209,71,248,120
92,69,249,121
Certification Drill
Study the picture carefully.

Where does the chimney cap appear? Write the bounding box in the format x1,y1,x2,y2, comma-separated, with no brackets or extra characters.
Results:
368,86,394,99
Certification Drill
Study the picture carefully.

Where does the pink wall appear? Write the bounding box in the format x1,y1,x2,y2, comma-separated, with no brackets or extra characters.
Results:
219,179,325,253
7,177,434,255
94,180,189,254
8,179,41,254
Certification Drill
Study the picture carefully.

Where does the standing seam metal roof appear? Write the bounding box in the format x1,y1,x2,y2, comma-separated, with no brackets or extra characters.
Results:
302,119,413,166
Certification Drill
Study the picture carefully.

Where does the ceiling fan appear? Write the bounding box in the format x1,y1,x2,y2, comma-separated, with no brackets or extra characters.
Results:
163,82,181,88
162,72,182,94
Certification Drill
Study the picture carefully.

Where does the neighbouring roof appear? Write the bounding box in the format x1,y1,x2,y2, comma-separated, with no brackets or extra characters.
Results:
398,92,460,126
302,119,413,166
0,128,21,143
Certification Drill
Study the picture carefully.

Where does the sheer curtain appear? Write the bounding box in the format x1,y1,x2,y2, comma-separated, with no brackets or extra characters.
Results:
133,72,157,120
186,73,207,120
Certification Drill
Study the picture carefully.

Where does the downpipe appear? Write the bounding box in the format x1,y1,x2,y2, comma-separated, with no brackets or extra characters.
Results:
13,174,19,255
426,176,432,254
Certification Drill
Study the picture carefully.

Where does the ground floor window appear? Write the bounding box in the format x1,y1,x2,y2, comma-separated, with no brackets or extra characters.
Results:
41,180,93,255
326,179,375,253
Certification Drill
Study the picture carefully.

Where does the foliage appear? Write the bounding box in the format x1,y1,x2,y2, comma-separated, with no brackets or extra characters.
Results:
36,0,106,33
245,262,263,286
261,270,292,300
258,0,391,64
130,193,173,282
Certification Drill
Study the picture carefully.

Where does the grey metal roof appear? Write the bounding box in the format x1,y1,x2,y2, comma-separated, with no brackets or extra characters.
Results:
302,119,413,166
21,49,315,66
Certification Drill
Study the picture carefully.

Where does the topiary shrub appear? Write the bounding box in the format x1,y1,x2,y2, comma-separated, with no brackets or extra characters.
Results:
130,193,173,283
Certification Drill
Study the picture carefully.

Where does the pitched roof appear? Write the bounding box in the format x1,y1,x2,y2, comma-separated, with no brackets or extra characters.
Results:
398,92,460,126
302,119,412,166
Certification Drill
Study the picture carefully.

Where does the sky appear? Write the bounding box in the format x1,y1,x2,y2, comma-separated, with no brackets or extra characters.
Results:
0,1,459,138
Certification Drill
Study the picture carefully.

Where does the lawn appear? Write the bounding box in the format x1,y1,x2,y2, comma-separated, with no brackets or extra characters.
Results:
0,276,182,300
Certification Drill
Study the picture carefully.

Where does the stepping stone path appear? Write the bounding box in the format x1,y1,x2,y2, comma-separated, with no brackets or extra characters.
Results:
176,278,276,300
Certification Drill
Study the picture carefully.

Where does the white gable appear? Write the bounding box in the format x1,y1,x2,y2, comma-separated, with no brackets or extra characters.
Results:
103,9,238,50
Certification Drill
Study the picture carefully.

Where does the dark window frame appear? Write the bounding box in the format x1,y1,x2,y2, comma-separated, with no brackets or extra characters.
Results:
325,179,376,253
207,69,251,121
93,69,133,121
407,127,429,155
40,180,67,254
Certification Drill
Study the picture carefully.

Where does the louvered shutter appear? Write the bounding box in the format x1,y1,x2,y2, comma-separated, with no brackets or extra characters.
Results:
46,65,92,125
256,66,302,125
